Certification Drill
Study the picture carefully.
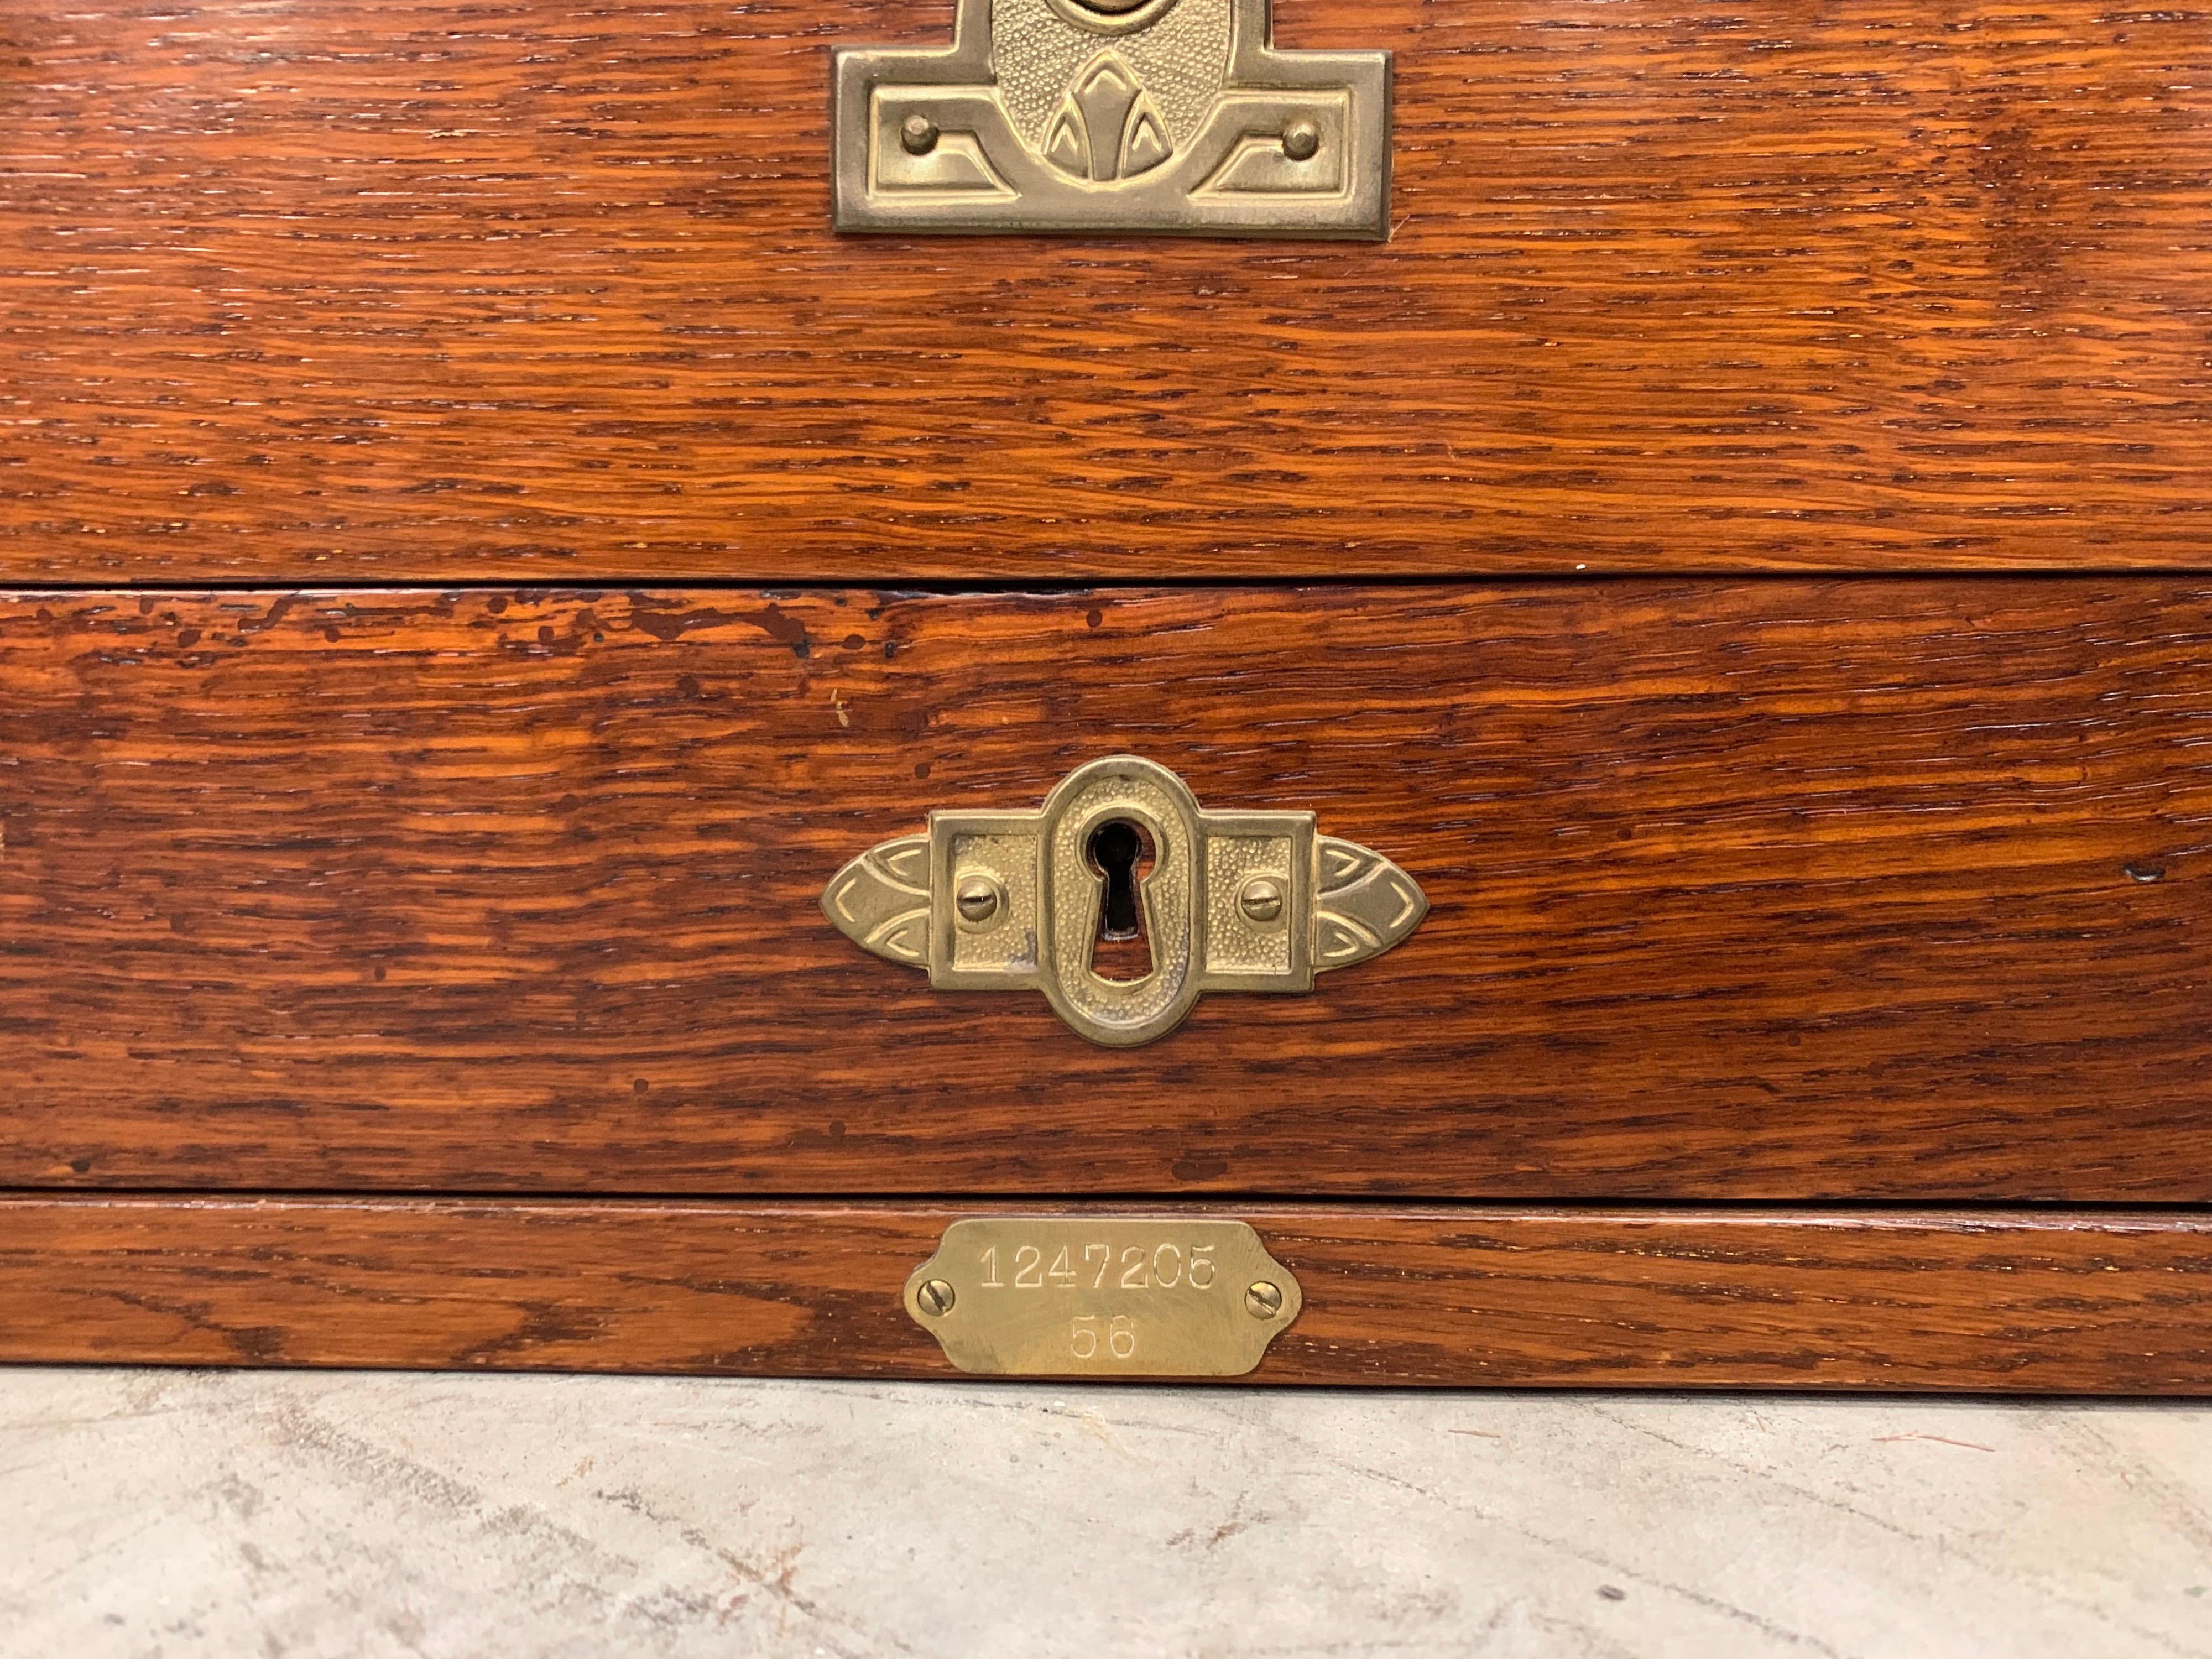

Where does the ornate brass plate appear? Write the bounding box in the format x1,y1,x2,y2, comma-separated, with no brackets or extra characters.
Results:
821,756,1428,1046
905,1217,1302,1377
830,0,1390,238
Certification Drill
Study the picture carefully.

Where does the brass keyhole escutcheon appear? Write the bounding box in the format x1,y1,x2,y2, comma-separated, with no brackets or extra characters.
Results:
1084,817,1156,983
821,756,1428,1047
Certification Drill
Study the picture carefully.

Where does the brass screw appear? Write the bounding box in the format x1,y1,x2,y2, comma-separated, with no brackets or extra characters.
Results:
954,875,1003,928
1282,118,1321,162
1245,1281,1284,1319
1238,876,1285,925
916,1279,956,1317
900,113,940,156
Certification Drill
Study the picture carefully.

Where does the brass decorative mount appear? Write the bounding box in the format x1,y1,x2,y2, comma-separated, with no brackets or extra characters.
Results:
830,0,1391,238
821,756,1427,1046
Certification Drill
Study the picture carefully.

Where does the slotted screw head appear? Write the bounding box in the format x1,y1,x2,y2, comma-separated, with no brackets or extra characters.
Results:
916,1279,956,1317
1238,877,1285,925
1245,1281,1284,1319
955,875,1003,927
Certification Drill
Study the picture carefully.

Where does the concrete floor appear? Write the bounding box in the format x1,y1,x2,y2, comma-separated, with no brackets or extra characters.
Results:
0,1372,2206,1658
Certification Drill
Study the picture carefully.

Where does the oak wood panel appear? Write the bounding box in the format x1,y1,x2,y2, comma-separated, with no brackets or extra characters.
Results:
3,1,2209,580
3,1197,2208,1391
2,582,2208,1199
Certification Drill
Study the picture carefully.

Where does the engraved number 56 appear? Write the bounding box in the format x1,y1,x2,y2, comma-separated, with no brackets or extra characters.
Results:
1071,1314,1137,1361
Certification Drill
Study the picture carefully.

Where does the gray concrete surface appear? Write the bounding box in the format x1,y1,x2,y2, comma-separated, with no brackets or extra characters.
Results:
0,1371,2206,1658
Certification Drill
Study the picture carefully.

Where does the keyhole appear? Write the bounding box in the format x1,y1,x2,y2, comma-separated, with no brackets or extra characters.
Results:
1084,818,1156,983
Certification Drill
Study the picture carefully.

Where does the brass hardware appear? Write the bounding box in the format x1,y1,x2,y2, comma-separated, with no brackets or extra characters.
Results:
830,0,1390,239
821,756,1428,1047
899,114,941,157
953,874,1005,928
903,1217,1302,1377
1238,876,1285,925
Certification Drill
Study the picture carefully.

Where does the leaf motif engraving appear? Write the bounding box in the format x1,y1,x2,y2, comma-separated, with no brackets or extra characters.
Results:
821,834,931,968
1041,52,1175,183
1313,836,1428,972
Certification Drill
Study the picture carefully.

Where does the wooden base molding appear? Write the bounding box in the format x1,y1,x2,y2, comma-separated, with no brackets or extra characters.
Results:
3,1198,2209,1392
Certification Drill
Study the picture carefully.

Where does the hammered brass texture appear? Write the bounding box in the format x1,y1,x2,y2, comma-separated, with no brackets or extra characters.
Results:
821,756,1427,1045
831,0,1390,237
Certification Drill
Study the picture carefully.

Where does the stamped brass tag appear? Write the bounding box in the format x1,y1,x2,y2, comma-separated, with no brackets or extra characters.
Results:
904,1217,1302,1377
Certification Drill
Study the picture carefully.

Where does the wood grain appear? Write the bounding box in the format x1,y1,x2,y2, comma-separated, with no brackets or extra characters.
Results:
2,1,2208,580
2,582,2207,1199
2,1196,2208,1391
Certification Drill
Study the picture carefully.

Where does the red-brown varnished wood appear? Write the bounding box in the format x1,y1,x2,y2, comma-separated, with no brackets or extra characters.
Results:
2,2,2208,580
2,582,2206,1199
2,1197,2208,1391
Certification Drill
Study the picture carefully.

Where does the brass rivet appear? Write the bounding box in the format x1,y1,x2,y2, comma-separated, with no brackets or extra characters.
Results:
1238,876,1285,925
900,113,940,156
917,1279,956,1317
1245,1280,1283,1319
1282,118,1321,161
954,874,1004,928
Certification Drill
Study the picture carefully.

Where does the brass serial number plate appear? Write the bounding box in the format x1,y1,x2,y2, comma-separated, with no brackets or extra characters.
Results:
903,1217,1303,1378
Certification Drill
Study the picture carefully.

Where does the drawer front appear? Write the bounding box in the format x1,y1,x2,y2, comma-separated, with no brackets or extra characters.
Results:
3,1,2209,581
3,581,2204,1200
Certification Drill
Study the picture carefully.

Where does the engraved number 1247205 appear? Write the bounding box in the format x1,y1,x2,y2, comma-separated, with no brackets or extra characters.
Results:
978,1240,1219,1293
